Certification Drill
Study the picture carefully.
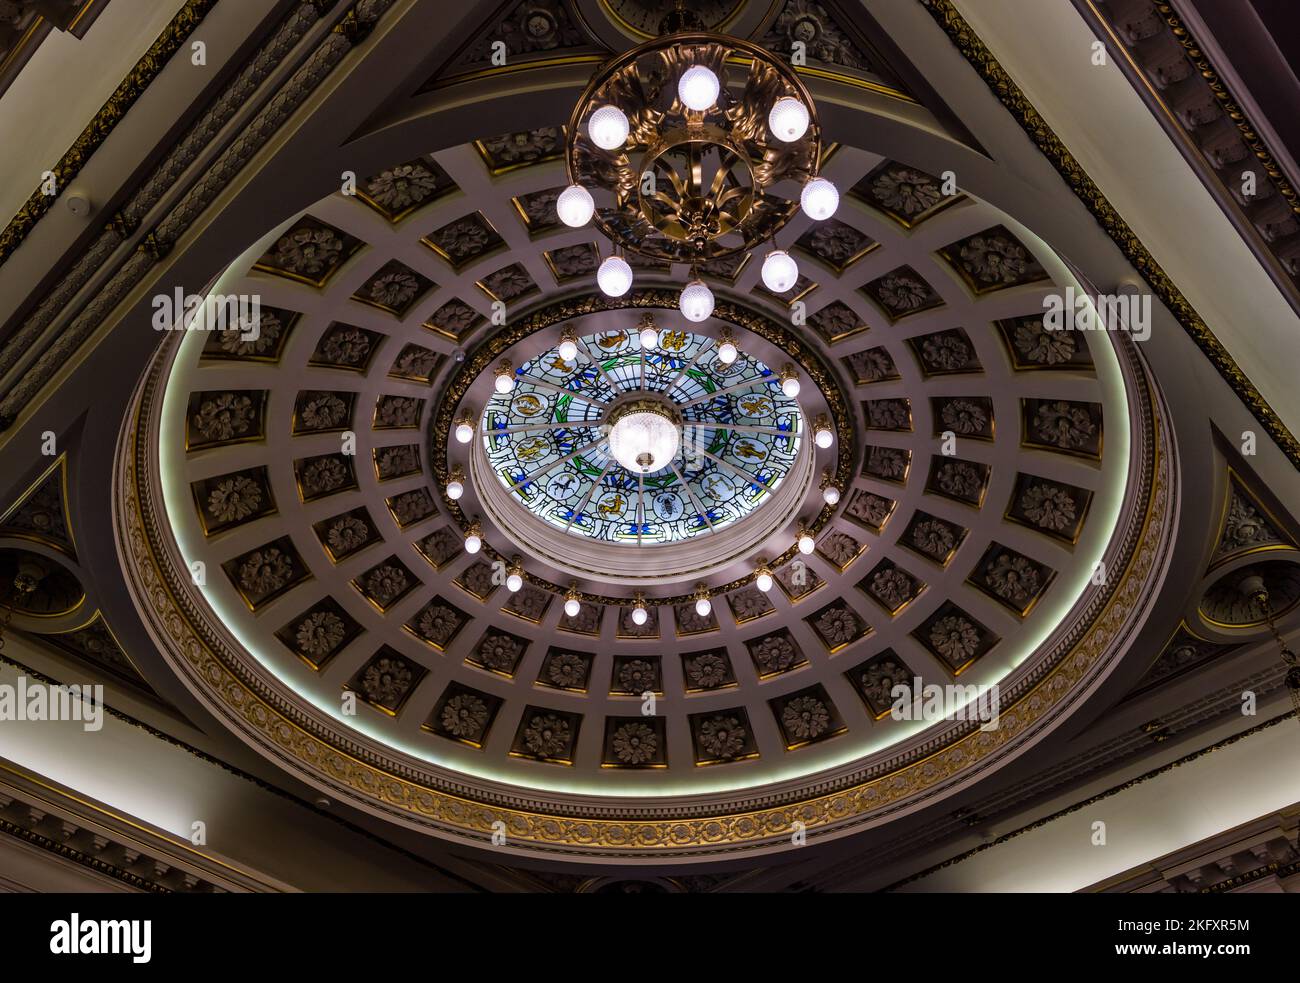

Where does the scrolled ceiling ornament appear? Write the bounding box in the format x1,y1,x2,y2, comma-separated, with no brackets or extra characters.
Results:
563,30,824,266
1239,575,1300,728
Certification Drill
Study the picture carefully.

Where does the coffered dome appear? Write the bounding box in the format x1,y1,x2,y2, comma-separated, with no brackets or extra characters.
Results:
116,129,1162,858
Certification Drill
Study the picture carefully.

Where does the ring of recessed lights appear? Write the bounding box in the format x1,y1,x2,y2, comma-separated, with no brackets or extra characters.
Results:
116,124,1165,858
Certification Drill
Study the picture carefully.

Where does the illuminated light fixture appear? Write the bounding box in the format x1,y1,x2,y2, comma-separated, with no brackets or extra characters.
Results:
557,327,579,362
754,560,774,593
607,398,681,474
454,411,476,444
813,414,834,448
446,465,465,500
768,96,810,142
716,328,738,365
493,360,516,394
761,249,799,293
565,30,825,320
680,278,714,322
505,558,524,593
631,592,649,625
597,254,634,297
587,104,629,150
820,468,841,505
564,583,582,619
677,64,720,112
693,584,712,618
556,184,595,227
637,313,658,350
800,176,840,221
797,525,815,555
463,519,483,555
779,364,801,398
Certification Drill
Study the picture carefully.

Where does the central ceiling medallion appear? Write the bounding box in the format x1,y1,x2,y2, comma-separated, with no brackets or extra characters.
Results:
480,316,803,546
606,395,682,474
558,20,833,316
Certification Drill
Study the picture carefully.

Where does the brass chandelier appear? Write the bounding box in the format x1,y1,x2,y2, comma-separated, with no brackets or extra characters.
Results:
555,17,836,321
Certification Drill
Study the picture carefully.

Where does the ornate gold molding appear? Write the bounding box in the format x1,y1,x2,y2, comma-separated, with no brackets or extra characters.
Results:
429,289,855,606
918,0,1300,471
0,0,218,267
114,315,1169,856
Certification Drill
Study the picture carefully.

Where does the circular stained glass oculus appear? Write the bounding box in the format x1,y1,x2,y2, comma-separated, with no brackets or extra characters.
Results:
480,327,803,545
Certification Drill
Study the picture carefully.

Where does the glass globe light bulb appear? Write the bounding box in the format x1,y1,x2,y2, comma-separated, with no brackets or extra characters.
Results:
494,371,515,394
800,177,840,220
755,571,774,593
798,532,815,555
564,597,582,618
506,573,523,592
639,325,657,350
761,249,799,293
587,105,629,150
464,533,481,554
454,421,474,444
558,333,578,361
631,604,648,626
678,65,720,112
768,96,810,142
717,339,738,364
815,427,834,449
679,279,714,322
556,184,594,227
823,485,841,506
695,596,712,617
781,372,801,398
597,255,633,297
446,478,464,500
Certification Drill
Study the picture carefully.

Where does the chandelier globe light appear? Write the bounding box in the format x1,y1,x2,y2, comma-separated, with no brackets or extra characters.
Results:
797,525,815,554
631,593,649,625
597,255,634,297
761,249,799,293
820,468,841,505
800,177,840,221
556,184,595,227
587,105,629,150
505,559,524,593
768,96,810,142
677,64,720,111
679,279,714,322
754,561,774,593
607,398,682,475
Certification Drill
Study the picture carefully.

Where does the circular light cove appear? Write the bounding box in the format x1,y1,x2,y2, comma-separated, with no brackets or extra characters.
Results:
606,398,681,475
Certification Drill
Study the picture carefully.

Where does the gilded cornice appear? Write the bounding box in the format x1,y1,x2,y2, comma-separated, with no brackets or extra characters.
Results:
0,0,219,268
918,0,1300,471
114,321,1170,858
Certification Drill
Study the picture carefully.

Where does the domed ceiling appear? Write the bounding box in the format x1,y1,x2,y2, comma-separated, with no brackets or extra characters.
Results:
116,110,1164,856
